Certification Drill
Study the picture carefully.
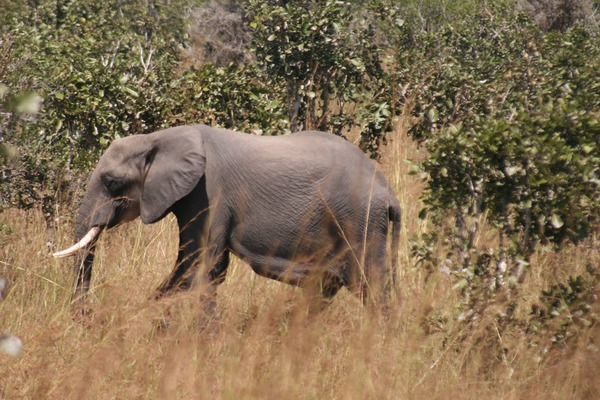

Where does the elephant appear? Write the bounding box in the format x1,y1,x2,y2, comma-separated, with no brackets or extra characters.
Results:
53,125,401,318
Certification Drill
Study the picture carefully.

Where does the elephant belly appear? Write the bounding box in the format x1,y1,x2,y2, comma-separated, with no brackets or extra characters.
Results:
225,200,370,285
228,235,348,286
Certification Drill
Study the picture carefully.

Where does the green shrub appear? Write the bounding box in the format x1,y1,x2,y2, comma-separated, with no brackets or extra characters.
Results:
402,9,600,255
406,5,599,364
247,0,392,156
0,0,189,219
167,63,288,135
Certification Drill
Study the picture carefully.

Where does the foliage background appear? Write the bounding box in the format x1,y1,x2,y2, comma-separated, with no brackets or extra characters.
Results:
1,0,599,398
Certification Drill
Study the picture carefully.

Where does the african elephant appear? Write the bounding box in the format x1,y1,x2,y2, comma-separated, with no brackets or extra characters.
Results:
53,125,401,316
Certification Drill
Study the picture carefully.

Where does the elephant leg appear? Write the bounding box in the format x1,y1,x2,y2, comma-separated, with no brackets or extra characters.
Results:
154,179,210,299
346,264,392,320
342,229,391,310
207,249,230,285
322,273,344,299
154,241,200,299
295,267,344,316
154,211,206,299
367,235,394,319
309,272,344,314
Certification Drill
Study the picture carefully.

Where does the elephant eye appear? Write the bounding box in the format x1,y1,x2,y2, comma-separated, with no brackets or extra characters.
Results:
101,174,126,195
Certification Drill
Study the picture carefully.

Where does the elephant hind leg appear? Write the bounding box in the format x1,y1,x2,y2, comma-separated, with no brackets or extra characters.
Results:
343,257,390,312
300,271,344,315
344,278,391,320
322,272,344,299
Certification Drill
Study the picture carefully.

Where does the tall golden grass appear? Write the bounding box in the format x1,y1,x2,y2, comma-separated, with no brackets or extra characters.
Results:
1,129,598,399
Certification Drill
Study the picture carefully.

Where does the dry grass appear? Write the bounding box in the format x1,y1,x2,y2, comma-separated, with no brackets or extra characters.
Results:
1,130,598,399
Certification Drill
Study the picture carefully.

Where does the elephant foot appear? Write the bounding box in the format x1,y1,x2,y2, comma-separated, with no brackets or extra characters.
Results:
152,315,172,333
197,292,220,334
197,315,219,335
70,304,95,328
153,287,175,301
153,274,196,301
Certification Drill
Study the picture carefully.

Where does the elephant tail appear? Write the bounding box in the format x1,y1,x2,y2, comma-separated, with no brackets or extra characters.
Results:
388,202,401,290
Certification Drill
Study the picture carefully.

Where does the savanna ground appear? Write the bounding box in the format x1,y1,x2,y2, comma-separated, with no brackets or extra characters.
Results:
1,128,599,399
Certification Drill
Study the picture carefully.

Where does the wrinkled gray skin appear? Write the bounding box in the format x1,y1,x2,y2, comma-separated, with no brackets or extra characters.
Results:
61,125,401,316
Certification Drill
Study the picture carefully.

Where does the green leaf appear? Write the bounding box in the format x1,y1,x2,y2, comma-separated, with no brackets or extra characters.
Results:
0,144,18,160
408,164,423,175
550,214,564,229
427,108,439,123
504,165,522,177
15,93,43,114
452,279,469,291
123,87,139,98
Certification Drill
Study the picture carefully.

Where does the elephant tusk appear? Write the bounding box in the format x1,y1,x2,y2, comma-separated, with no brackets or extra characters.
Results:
52,227,101,258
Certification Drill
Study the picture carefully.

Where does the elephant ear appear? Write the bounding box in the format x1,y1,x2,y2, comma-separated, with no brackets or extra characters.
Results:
141,128,206,224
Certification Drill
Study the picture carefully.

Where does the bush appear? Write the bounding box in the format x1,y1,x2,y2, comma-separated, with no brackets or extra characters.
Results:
0,0,190,229
405,5,600,366
401,9,600,255
167,63,288,135
247,0,393,156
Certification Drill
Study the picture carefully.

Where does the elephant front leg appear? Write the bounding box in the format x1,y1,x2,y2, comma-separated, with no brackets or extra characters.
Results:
152,236,206,331
154,210,206,299
154,244,200,299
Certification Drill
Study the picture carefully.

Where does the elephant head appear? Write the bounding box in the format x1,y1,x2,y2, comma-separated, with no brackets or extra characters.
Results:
54,127,206,258
53,126,211,309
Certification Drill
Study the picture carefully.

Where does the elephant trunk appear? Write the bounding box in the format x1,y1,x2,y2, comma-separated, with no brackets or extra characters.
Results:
53,179,104,258
58,183,108,309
